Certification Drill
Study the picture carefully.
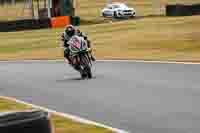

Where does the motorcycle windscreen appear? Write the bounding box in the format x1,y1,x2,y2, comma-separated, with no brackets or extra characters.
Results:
68,36,88,54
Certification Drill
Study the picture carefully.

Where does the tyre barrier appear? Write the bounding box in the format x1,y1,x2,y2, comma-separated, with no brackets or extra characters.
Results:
166,4,200,16
0,110,52,133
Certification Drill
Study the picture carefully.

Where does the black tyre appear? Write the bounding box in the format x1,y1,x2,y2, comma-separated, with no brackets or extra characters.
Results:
80,54,92,79
0,110,51,133
81,73,87,79
130,15,135,18
86,67,92,79
102,13,106,17
88,72,92,79
113,11,118,18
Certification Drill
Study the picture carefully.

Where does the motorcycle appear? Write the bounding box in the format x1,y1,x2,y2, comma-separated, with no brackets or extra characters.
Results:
68,35,93,79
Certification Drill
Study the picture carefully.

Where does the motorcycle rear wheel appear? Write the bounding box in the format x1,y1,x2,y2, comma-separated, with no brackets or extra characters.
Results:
81,73,87,79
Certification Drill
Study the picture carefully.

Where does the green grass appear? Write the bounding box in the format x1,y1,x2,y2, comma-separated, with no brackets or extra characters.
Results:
0,15,200,61
0,0,200,62
0,98,31,111
0,97,113,133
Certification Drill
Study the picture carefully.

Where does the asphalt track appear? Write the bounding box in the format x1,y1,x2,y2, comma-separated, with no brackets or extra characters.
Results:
0,60,199,133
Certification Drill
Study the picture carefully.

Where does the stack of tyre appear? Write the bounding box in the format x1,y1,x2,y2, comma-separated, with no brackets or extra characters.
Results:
0,110,52,133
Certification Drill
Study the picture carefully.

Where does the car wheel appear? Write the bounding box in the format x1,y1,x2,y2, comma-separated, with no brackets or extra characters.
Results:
113,11,118,18
102,13,106,17
130,15,135,18
130,12,136,18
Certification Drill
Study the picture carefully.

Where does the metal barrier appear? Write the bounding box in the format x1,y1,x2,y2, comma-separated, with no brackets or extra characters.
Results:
166,4,200,16
0,18,51,32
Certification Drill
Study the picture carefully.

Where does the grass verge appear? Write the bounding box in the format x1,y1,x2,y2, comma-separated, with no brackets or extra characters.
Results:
0,15,200,62
0,97,113,133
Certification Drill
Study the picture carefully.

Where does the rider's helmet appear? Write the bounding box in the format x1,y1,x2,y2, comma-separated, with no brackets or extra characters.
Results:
76,29,87,40
64,25,75,38
76,29,81,36
81,32,88,40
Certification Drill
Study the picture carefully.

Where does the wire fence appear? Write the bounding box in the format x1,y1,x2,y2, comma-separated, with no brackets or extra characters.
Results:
0,0,48,21
0,0,200,22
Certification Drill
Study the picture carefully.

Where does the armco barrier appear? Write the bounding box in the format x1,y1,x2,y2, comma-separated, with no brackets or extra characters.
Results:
0,15,81,32
0,18,51,32
0,110,52,133
191,4,200,15
166,4,200,16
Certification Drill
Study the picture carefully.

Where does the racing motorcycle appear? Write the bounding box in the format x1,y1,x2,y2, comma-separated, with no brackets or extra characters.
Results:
68,35,93,79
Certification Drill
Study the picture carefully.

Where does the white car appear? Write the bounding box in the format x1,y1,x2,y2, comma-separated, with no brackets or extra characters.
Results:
101,3,136,18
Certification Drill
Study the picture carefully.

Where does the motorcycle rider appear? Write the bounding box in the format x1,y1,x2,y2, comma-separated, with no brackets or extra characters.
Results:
61,25,95,64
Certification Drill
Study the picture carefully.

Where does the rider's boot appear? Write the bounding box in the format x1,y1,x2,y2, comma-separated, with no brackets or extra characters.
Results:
64,50,72,64
90,54,96,61
88,50,95,61
66,56,72,64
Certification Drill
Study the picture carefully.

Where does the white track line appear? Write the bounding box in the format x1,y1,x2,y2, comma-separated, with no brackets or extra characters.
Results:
0,96,129,133
0,59,200,65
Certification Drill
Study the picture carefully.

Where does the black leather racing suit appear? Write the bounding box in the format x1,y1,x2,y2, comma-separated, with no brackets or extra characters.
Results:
61,31,95,62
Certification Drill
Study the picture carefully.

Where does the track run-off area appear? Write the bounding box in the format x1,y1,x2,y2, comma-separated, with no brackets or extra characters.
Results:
0,60,199,133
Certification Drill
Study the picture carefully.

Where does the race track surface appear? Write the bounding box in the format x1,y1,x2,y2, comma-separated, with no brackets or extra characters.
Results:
0,61,199,133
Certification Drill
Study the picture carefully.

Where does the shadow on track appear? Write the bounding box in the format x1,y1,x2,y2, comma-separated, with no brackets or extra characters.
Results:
56,76,97,83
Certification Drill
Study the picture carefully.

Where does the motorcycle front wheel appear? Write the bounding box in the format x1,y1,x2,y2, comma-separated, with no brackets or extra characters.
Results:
80,54,92,79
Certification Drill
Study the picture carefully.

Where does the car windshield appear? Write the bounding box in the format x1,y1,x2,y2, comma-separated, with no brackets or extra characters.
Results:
113,4,128,9
112,5,120,9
